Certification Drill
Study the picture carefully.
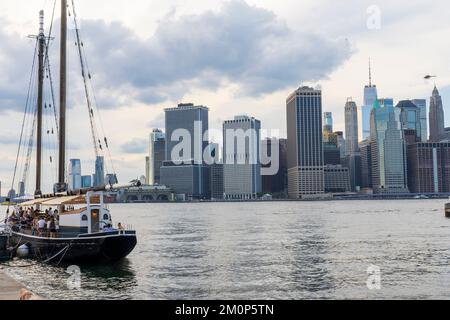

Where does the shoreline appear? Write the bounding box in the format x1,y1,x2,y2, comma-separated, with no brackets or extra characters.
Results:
117,195,450,204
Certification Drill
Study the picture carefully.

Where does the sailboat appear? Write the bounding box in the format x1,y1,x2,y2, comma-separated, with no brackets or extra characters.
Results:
5,0,137,263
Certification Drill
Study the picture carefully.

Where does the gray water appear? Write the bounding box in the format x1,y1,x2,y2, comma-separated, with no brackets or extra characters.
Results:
2,200,450,300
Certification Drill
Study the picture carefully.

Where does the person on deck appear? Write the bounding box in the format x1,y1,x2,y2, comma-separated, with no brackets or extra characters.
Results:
37,217,46,236
48,218,57,238
8,211,19,224
31,217,39,236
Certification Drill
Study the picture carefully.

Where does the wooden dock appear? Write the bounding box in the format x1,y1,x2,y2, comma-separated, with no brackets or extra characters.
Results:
0,271,24,300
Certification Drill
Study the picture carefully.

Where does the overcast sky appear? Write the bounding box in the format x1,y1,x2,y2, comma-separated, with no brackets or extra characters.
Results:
0,0,449,194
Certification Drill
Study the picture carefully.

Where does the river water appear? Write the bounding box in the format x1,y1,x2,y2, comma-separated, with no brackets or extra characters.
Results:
2,200,450,300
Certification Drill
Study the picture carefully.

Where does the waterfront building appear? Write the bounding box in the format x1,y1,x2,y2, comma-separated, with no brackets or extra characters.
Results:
323,112,333,133
93,156,105,188
160,161,210,199
117,184,173,203
411,99,428,142
396,100,422,142
359,139,372,189
370,98,409,193
68,159,82,191
223,115,261,200
407,142,450,193
261,138,288,195
81,175,92,188
324,165,351,193
361,61,378,140
286,86,324,198
147,129,166,185
429,86,445,142
160,103,210,199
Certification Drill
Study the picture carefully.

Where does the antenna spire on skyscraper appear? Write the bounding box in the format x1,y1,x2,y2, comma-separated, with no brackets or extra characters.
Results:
369,58,372,87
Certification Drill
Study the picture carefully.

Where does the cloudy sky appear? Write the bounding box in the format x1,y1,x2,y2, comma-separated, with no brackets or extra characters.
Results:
0,0,449,194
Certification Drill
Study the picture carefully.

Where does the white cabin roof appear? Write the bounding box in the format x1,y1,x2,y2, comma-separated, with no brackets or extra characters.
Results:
21,195,101,206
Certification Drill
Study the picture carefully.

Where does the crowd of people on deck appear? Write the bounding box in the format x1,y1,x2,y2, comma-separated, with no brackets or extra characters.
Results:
4,205,126,237
5,206,60,238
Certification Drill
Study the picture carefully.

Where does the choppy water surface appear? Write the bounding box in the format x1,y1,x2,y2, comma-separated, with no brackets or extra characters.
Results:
2,200,450,300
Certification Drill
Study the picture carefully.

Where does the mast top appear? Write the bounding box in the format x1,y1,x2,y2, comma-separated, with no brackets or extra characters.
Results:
39,10,44,35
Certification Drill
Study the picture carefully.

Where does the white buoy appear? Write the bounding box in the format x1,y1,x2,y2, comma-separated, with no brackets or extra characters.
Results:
16,244,30,258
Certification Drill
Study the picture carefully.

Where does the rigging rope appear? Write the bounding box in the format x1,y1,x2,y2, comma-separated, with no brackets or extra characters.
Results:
70,0,101,158
44,0,59,135
69,0,118,181
7,40,39,217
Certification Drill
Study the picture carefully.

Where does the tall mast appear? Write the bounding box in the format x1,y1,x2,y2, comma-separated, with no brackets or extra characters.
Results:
369,58,372,87
35,10,45,196
57,0,67,192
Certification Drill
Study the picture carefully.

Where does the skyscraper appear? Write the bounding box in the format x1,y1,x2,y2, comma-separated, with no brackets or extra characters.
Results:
323,141,341,165
164,103,209,163
370,98,409,193
160,103,210,199
336,131,346,159
223,115,261,200
68,159,82,191
81,175,92,189
429,86,445,142
407,142,450,193
324,165,351,193
93,156,105,188
147,129,166,185
396,100,422,142
411,99,428,142
345,99,359,156
208,143,224,200
359,139,372,189
361,60,378,140
18,181,25,197
286,86,324,198
323,112,333,133
261,138,288,195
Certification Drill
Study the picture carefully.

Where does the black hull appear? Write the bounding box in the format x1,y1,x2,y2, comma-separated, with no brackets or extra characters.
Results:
9,231,137,264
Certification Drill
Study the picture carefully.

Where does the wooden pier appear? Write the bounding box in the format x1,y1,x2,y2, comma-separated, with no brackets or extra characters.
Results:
0,271,24,300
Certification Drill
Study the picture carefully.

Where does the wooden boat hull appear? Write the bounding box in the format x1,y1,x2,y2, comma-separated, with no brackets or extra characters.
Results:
8,229,137,264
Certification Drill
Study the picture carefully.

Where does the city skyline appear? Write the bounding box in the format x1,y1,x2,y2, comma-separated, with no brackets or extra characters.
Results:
0,0,449,191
